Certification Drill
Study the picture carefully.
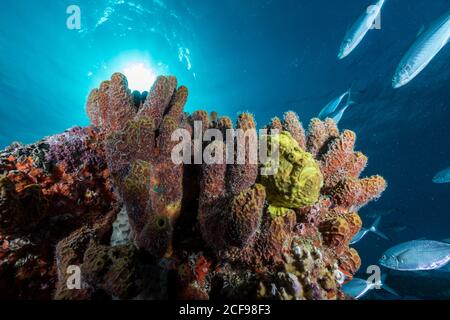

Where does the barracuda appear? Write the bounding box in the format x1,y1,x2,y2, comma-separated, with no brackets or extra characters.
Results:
338,0,386,59
393,9,450,88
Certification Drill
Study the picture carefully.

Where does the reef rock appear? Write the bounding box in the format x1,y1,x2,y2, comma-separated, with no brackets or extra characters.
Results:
0,73,386,300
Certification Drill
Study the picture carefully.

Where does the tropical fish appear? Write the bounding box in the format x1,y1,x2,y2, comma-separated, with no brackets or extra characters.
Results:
379,240,450,271
433,167,450,183
338,0,387,59
342,274,398,299
350,216,389,244
318,90,349,119
330,103,353,125
392,10,450,88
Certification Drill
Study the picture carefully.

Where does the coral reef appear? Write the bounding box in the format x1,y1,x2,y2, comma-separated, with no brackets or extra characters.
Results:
87,73,188,259
197,112,266,251
0,73,386,300
0,127,117,299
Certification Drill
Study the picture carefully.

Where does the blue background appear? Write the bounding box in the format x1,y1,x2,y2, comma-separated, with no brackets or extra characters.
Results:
1,0,449,298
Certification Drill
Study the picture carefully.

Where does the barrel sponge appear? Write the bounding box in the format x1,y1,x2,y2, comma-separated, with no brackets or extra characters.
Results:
198,184,266,250
81,241,142,299
218,116,233,135
358,175,387,206
260,131,323,216
343,152,368,180
165,86,188,123
320,130,356,187
86,73,136,134
191,110,210,133
108,72,136,132
338,247,361,277
267,116,283,134
86,88,100,127
122,160,151,232
232,210,297,269
226,183,266,247
319,217,350,255
282,111,306,150
344,211,363,239
54,226,96,300
123,160,151,200
123,116,156,161
137,75,177,128
227,112,258,195
136,214,173,259
306,118,340,157
331,175,387,210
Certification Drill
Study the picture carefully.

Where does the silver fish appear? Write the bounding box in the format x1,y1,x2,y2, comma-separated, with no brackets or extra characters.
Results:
338,0,387,59
350,216,389,244
392,10,450,88
318,91,349,119
433,167,450,183
379,240,450,271
342,275,398,299
330,102,354,125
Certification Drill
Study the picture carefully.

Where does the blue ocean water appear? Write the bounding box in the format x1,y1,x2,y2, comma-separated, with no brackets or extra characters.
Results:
1,0,449,299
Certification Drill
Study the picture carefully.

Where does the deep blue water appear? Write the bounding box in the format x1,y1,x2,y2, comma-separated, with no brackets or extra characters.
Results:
1,0,450,299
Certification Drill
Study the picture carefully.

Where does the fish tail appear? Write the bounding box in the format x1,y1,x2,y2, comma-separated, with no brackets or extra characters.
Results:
379,273,399,296
370,216,390,240
382,283,399,296
381,279,399,297
346,83,357,106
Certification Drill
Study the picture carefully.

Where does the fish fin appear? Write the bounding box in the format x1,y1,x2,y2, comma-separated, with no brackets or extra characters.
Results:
347,83,356,105
380,273,399,296
373,229,389,240
318,90,349,119
381,269,393,280
441,238,450,244
347,81,361,106
372,216,381,229
396,249,412,262
370,216,390,240
382,284,400,297
416,24,425,38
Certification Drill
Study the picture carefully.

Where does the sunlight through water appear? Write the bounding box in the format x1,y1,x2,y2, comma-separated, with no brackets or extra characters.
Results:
122,62,157,92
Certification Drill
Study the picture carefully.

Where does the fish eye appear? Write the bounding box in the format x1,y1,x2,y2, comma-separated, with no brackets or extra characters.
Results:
381,255,387,260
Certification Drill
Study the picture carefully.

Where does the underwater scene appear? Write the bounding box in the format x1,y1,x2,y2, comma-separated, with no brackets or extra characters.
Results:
0,0,450,301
